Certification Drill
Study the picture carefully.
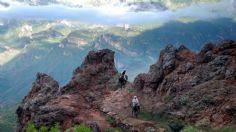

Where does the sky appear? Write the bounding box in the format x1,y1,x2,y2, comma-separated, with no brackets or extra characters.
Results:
0,0,235,24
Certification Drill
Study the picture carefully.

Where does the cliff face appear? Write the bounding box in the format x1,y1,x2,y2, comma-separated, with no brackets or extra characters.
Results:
16,41,236,131
134,40,236,127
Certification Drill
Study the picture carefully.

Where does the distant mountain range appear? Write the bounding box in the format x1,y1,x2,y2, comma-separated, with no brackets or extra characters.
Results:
0,18,236,105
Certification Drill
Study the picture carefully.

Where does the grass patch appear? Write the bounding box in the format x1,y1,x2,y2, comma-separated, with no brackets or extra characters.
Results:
26,122,92,132
182,126,199,132
74,124,92,132
26,121,37,132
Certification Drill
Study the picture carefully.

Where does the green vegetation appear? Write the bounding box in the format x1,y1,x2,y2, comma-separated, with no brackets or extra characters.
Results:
74,124,92,132
168,120,184,132
0,104,17,132
216,126,236,132
26,122,92,132
50,123,60,132
39,125,48,132
139,111,236,132
26,122,38,132
182,126,199,132
106,115,116,126
196,124,213,131
139,111,184,132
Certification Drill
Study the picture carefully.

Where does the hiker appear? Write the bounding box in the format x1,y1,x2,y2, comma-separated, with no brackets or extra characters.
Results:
119,70,128,88
131,96,140,117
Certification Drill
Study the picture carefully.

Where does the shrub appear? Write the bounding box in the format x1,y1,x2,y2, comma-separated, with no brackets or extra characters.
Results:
64,129,70,132
39,125,48,132
26,122,37,132
139,111,167,122
168,120,184,132
106,115,116,126
74,124,92,132
182,126,199,132
50,122,60,132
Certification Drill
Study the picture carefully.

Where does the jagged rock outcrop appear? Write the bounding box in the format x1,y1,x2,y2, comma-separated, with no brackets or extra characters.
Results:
134,44,196,94
134,40,236,127
16,49,119,132
17,41,236,131
16,73,61,131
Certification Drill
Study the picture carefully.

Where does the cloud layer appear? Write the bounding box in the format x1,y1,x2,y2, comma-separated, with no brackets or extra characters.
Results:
0,0,235,24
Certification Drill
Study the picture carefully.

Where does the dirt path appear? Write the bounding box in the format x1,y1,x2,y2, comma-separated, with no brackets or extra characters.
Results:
101,85,158,131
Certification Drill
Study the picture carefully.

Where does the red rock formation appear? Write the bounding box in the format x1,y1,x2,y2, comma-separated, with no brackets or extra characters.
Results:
134,40,236,127
16,49,119,132
16,41,236,131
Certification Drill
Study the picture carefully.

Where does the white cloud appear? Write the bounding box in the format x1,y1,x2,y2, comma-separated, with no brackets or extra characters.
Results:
18,24,32,38
0,0,235,24
60,20,72,27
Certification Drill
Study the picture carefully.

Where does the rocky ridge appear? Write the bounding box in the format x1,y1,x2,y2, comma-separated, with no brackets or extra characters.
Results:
17,49,119,131
16,40,236,131
133,40,236,127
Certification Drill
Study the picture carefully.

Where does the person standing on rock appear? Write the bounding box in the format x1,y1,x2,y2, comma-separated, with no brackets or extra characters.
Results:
131,96,140,117
119,70,128,88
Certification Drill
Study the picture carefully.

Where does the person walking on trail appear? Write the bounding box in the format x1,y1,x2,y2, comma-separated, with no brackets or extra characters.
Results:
119,70,128,88
131,96,140,117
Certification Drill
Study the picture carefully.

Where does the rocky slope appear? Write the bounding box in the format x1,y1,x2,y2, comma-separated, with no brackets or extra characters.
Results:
16,49,119,131
16,40,236,131
133,40,236,127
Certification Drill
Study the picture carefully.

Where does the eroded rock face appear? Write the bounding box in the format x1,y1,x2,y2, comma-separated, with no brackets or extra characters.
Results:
16,73,60,131
134,40,236,127
16,49,119,132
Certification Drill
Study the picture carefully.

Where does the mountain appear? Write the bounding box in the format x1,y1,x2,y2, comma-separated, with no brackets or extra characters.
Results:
16,40,236,131
133,40,236,127
0,18,236,105
16,49,119,132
